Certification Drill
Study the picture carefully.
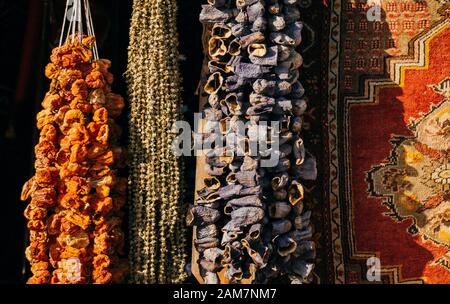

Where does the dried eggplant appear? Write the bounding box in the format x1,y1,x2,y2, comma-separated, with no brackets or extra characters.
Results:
195,0,316,284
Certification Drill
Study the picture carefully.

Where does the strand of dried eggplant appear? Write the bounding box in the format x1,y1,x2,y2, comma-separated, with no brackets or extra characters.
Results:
127,0,188,284
193,0,316,284
21,35,127,284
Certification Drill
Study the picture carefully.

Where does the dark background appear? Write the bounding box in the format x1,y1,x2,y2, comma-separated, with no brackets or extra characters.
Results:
0,0,202,284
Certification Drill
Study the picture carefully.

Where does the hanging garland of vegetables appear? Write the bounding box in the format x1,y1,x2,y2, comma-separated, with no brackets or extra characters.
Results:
126,0,188,284
21,0,128,284
191,0,317,284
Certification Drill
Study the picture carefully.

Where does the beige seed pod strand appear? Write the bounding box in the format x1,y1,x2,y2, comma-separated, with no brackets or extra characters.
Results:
142,1,158,284
127,0,187,283
127,0,146,283
166,0,186,283
166,0,188,283
151,0,168,283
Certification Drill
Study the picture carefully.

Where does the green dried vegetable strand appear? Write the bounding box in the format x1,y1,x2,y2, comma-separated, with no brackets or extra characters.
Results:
127,0,187,284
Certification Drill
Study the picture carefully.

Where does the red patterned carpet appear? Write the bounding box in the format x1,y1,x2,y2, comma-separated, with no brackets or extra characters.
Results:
322,0,450,283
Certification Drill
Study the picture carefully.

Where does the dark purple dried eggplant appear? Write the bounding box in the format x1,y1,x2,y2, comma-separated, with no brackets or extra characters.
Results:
192,206,221,225
196,0,316,284
230,207,265,227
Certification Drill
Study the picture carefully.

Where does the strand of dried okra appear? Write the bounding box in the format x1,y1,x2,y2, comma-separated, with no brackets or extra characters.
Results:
127,0,188,284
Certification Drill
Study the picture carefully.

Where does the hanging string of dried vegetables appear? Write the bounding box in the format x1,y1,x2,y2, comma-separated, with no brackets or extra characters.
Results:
191,0,317,284
127,0,188,284
20,0,127,284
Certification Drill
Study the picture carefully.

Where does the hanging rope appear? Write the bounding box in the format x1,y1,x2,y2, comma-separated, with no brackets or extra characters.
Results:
59,0,99,60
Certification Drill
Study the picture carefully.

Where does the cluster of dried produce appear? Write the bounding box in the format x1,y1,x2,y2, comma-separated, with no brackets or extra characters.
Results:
21,35,127,284
192,0,317,284
126,0,188,283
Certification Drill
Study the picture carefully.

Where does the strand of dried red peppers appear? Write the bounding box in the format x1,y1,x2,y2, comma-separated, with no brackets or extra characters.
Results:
21,35,128,284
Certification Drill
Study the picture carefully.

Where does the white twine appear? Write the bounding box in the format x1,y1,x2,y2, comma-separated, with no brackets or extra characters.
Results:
84,0,99,60
58,0,70,46
59,0,99,60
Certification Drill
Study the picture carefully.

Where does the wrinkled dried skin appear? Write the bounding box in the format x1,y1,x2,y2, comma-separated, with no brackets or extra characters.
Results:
42,93,63,111
242,239,268,268
36,109,55,130
70,97,92,114
272,219,292,235
192,206,221,225
85,70,106,89
211,23,232,39
21,177,37,201
291,260,314,280
275,235,297,257
217,184,243,199
293,138,305,166
39,124,59,143
229,195,262,207
26,242,48,263
248,223,262,240
64,211,90,230
288,181,304,206
204,72,224,95
221,229,243,246
195,0,315,284
228,39,241,56
294,211,311,230
199,5,233,23
224,264,243,282
58,231,90,249
203,271,219,284
195,237,220,253
203,176,221,191
24,205,48,221
197,224,219,240
208,37,228,59
203,247,224,263
268,201,292,219
31,187,57,208
230,207,264,227
104,94,124,117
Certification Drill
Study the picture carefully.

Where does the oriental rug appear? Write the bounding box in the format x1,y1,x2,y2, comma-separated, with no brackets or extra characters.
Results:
323,0,450,283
